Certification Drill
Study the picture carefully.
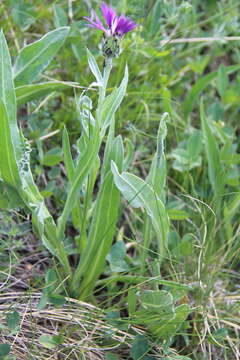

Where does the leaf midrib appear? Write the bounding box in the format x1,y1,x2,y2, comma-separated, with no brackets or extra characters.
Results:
13,29,67,80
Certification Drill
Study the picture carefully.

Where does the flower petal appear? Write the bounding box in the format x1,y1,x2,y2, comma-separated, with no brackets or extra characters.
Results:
101,2,117,29
115,15,137,36
83,13,107,33
84,3,137,38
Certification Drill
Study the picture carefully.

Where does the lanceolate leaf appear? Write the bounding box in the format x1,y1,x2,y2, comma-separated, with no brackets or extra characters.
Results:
102,134,124,177
111,161,169,260
87,48,103,85
101,65,128,134
142,114,168,265
0,100,21,187
13,27,69,87
57,120,100,240
147,112,168,199
0,30,22,161
200,101,223,196
0,31,70,275
16,81,75,105
73,171,120,298
62,127,75,181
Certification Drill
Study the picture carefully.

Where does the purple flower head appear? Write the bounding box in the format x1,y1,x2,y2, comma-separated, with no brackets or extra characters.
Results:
83,2,137,37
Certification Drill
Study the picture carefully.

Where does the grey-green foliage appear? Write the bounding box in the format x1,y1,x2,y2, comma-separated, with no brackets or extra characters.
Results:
13,27,69,86
111,160,169,262
0,30,70,273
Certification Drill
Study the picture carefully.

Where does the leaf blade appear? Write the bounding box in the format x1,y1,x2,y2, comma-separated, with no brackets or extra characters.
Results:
13,27,69,86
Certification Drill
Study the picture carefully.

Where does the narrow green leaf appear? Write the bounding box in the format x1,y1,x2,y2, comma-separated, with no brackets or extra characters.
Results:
101,65,128,133
142,113,168,266
200,100,223,195
57,120,100,240
217,64,228,97
13,27,69,86
53,4,68,28
0,30,22,161
128,288,137,316
62,127,75,181
73,172,120,298
0,33,70,275
0,100,21,187
102,134,124,177
86,48,103,85
123,138,134,171
147,112,168,199
187,130,202,160
62,127,85,241
111,161,169,260
16,81,75,105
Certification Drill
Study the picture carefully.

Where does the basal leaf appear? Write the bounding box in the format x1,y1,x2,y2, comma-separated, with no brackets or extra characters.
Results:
57,120,100,240
0,30,22,161
73,171,120,298
0,100,21,187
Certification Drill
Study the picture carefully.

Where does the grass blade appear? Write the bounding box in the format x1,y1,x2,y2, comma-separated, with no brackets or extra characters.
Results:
200,100,224,198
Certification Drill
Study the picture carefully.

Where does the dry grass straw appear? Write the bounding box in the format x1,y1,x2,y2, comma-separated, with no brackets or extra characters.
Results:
0,292,135,360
